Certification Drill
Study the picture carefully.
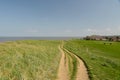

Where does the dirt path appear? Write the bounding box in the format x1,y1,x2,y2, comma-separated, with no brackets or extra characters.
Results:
64,48,89,80
57,42,89,80
56,46,69,80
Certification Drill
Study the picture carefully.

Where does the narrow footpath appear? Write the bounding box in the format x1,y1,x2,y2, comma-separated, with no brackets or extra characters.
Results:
56,45,69,80
64,48,89,80
57,42,89,80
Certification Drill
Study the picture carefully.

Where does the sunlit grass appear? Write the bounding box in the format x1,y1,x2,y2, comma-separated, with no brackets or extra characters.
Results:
0,40,61,80
64,40,120,80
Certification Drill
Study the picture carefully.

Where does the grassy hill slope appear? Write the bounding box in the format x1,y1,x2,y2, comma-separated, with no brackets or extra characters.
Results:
64,40,120,80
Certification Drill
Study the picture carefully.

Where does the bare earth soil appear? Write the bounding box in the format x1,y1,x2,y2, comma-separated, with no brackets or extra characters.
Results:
64,48,89,80
57,43,89,80
56,46,69,80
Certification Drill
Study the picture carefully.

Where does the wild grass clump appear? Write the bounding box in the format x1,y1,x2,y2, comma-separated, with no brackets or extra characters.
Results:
0,40,61,80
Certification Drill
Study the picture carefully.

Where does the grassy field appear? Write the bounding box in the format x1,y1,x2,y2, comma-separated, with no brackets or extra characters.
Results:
1,39,120,80
64,40,120,80
0,40,61,80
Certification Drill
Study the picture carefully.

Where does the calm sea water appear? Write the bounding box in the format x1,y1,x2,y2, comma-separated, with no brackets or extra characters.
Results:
0,37,81,42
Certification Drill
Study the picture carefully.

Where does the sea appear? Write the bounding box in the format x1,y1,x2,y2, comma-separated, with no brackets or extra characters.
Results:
0,37,81,42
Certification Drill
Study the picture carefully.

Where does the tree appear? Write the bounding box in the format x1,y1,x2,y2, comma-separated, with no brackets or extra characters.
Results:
116,36,119,42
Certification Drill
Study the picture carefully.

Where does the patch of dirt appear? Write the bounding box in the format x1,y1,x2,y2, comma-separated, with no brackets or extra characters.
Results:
64,48,90,80
57,42,89,80
56,46,69,80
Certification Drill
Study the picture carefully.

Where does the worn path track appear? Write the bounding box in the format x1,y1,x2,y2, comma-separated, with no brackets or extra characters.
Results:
64,48,89,80
57,42,89,80
56,45,69,80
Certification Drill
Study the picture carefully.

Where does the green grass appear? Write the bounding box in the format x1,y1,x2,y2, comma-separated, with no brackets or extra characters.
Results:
64,40,120,80
0,40,61,80
1,39,120,80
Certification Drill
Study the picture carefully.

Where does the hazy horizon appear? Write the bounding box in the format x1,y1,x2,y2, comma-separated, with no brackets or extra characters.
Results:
0,0,120,36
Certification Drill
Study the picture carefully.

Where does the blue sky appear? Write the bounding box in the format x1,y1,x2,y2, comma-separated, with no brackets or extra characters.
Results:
0,0,120,36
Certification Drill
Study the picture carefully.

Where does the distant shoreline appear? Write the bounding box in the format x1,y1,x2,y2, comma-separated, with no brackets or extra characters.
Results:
0,37,81,42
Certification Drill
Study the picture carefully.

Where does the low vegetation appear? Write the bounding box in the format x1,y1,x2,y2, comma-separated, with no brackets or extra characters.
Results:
64,40,120,80
0,40,61,80
1,39,120,80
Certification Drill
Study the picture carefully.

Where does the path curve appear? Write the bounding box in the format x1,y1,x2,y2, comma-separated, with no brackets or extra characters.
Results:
64,48,90,80
57,42,89,80
56,46,69,80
